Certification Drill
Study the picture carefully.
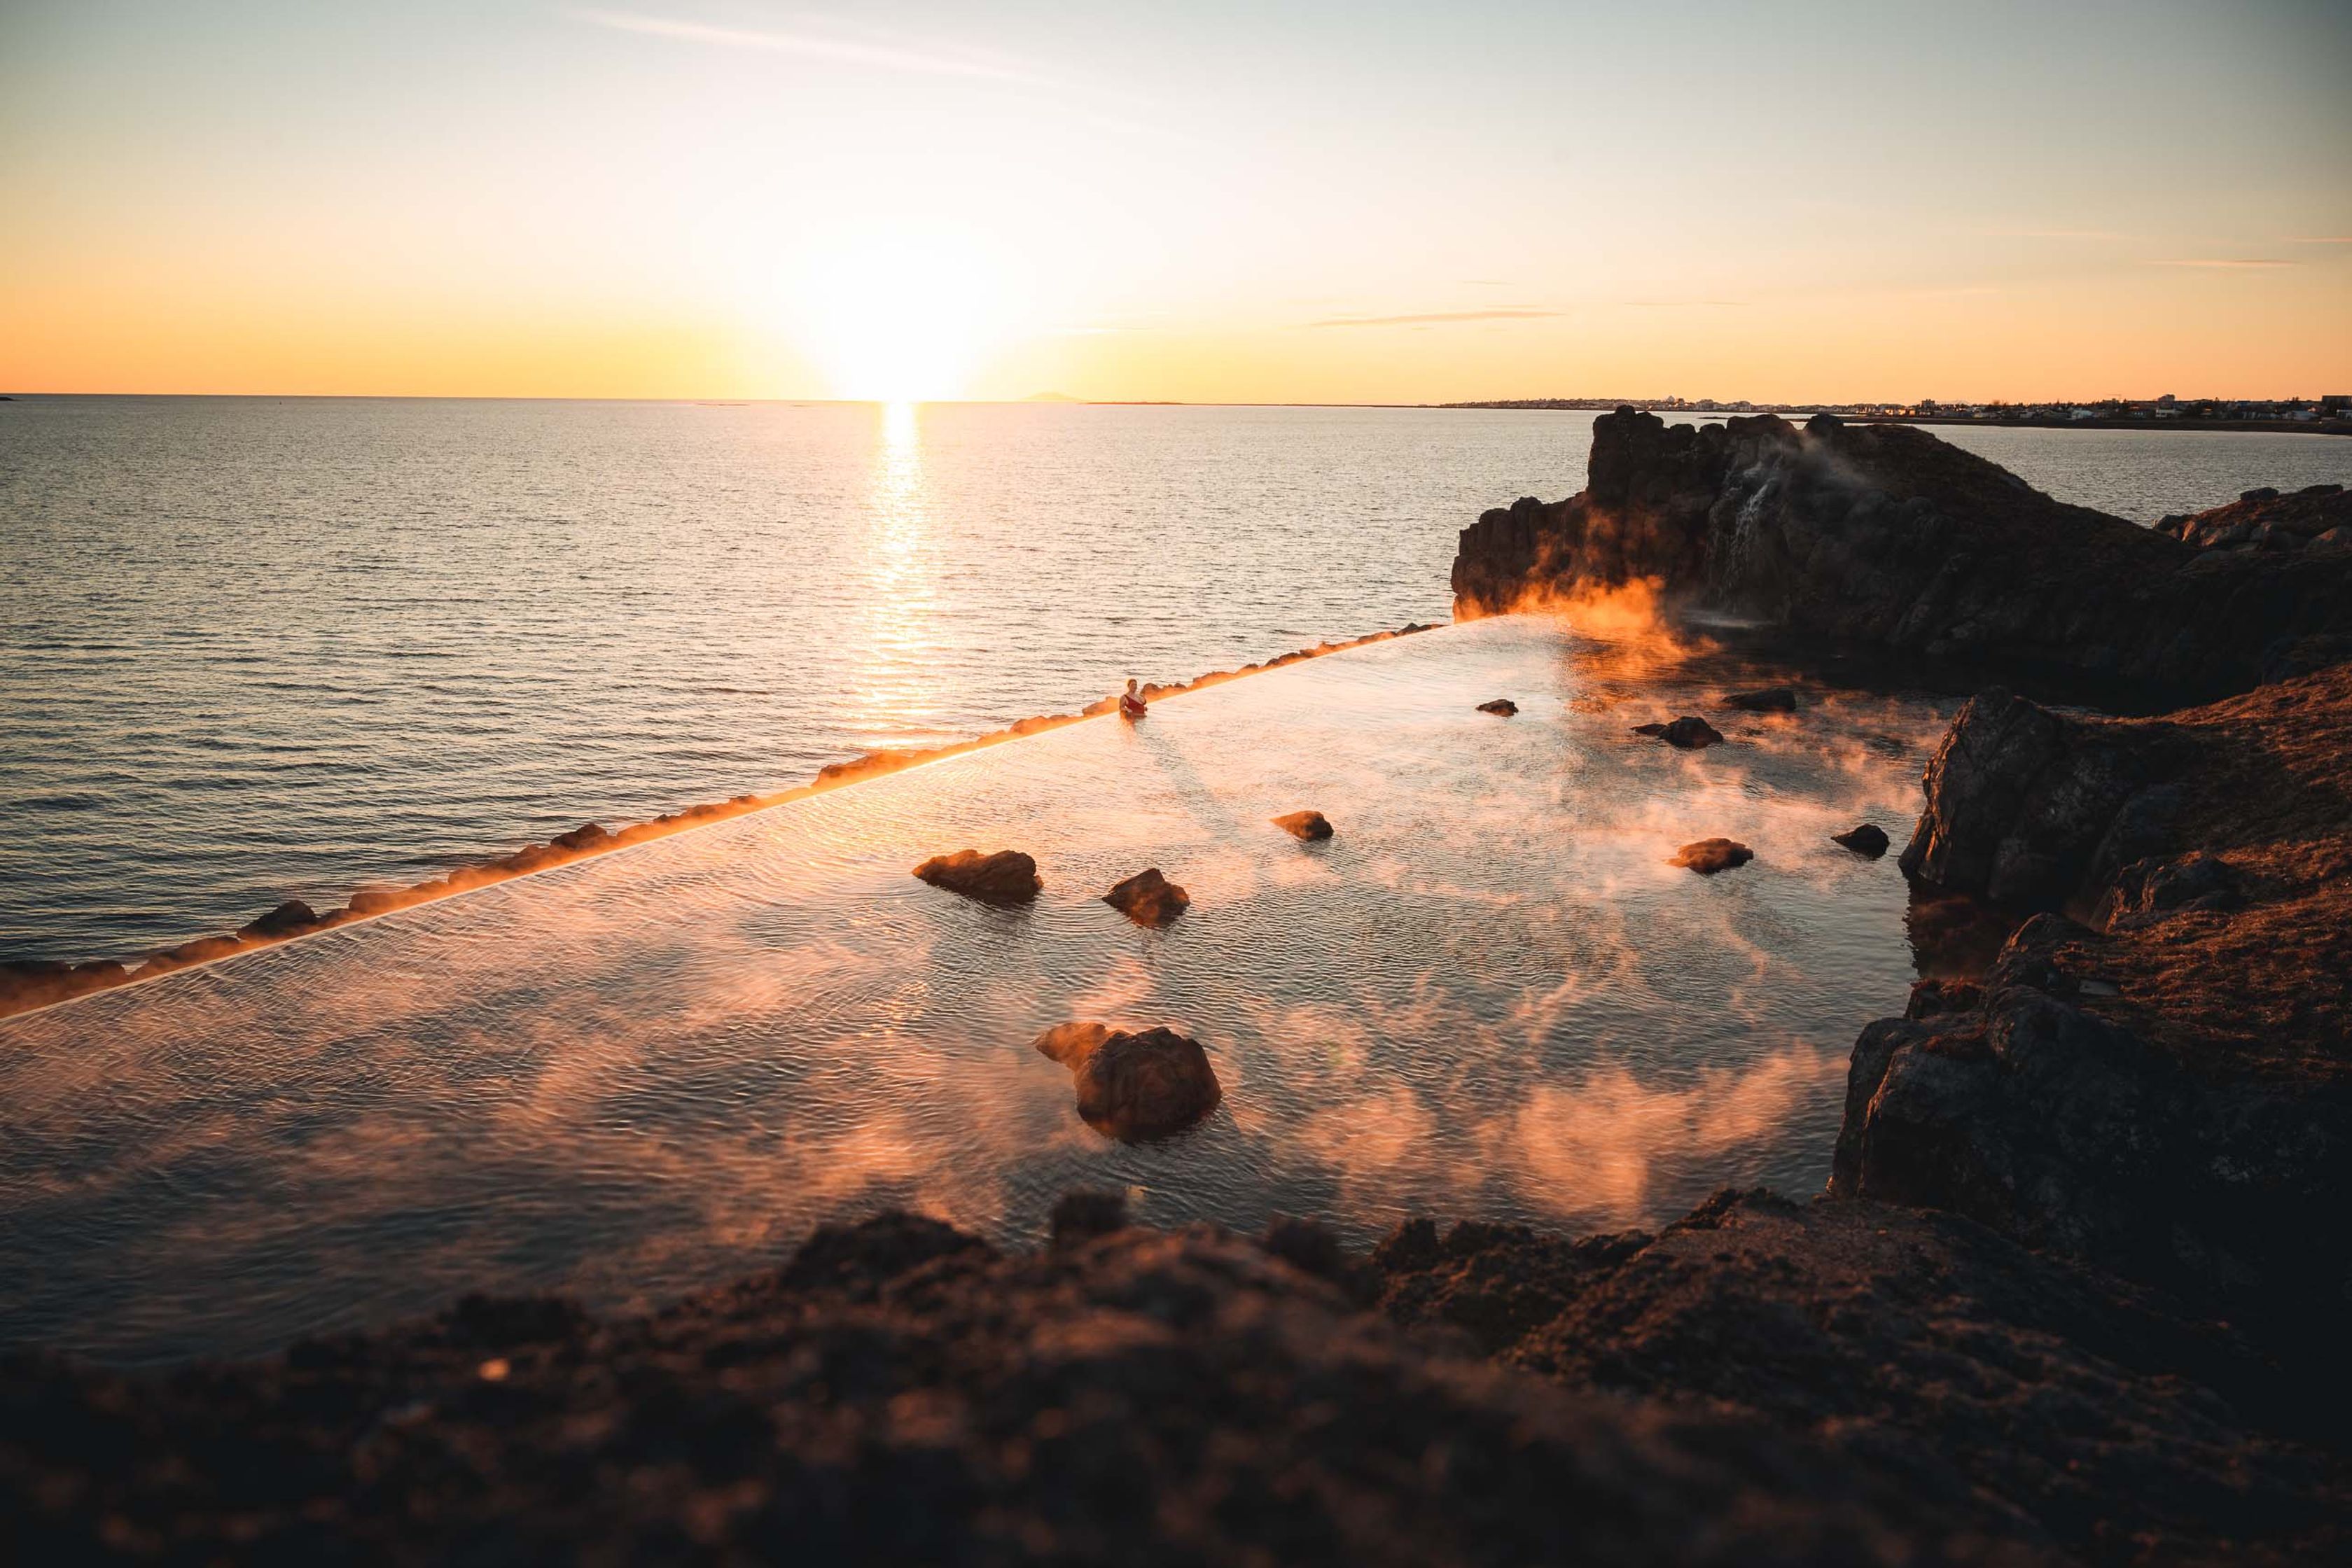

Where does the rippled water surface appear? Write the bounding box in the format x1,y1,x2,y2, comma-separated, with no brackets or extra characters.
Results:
2,617,1952,1362
4,398,2344,962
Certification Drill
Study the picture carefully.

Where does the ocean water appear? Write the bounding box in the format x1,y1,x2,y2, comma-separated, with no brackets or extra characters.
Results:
0,616,1955,1362
3,397,2346,965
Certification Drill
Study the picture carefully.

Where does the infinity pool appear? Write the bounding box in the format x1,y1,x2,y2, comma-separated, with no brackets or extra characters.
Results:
0,616,1953,1362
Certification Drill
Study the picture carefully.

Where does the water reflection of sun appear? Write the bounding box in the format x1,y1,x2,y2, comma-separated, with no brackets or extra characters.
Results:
851,401,947,746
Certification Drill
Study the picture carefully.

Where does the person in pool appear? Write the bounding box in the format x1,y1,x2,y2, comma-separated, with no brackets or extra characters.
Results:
1119,679,1148,720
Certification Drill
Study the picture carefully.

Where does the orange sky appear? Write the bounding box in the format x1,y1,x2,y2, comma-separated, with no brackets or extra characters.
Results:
4,2,2347,402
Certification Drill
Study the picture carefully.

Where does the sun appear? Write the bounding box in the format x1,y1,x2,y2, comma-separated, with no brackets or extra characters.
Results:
789,223,1017,402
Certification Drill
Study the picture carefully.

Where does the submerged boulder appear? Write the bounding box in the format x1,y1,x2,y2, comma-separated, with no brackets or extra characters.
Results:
913,849,1041,904
1671,839,1753,874
1633,717,1725,749
1271,810,1334,841
1102,868,1190,927
1832,823,1891,857
1031,1021,1222,1141
1723,687,1797,713
1475,698,1519,716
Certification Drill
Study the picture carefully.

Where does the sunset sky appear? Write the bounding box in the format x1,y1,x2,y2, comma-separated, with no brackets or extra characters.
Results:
4,1,2347,403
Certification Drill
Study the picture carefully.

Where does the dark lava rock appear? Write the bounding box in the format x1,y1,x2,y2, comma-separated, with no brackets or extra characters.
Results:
1904,977,1982,1019
1101,867,1190,927
912,848,1041,904
1031,1021,1222,1140
1452,407,2352,704
550,822,611,853
1632,716,1725,748
1723,686,1797,712
239,899,321,939
1271,809,1333,841
0,1208,2094,1566
1831,822,1890,857
1670,838,1752,874
1374,1190,2348,1564
1896,687,2149,906
1475,698,1519,716
2094,850,2242,930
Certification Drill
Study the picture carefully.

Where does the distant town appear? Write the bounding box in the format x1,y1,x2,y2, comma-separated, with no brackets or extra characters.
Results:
1440,393,2352,433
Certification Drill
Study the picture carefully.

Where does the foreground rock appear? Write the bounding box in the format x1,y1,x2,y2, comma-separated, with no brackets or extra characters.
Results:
1847,662,2352,1329
1453,408,2352,702
1671,838,1752,874
1031,1021,1223,1140
1101,867,1190,927
912,848,1042,904
1270,809,1333,841
11,1198,2344,1563
1633,715,1725,748
1475,697,1518,715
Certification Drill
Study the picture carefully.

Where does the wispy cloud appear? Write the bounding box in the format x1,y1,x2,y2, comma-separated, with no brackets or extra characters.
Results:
2148,258,2297,269
1307,309,1559,329
571,8,1042,84
1980,225,2136,241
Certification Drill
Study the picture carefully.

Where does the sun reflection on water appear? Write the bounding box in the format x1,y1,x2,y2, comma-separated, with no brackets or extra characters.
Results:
851,401,947,748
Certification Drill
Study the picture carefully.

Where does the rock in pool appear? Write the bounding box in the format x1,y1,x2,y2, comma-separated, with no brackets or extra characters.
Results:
912,849,1042,904
1103,867,1190,927
1723,687,1797,713
1832,823,1891,857
239,899,321,938
1632,717,1725,749
1271,810,1334,841
1031,1021,1223,1141
1671,838,1753,874
1475,698,1518,716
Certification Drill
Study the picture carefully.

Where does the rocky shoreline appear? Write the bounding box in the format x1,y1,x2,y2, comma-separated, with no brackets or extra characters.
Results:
6,417,2348,1558
0,623,1434,1021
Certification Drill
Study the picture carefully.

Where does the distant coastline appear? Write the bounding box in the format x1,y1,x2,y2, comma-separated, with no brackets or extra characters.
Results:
1439,398,2352,436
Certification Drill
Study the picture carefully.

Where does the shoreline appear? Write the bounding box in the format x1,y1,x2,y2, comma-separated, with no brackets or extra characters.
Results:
0,621,1438,1021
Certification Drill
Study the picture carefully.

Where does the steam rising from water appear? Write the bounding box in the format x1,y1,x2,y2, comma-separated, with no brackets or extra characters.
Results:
0,617,1953,1363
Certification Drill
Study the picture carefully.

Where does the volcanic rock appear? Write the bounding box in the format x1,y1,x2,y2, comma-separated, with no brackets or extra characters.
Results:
1843,662,2352,1322
1101,867,1189,927
1031,1021,1222,1140
1631,716,1725,748
1271,809,1333,841
1830,822,1890,857
1475,698,1519,716
912,848,1041,904
1670,838,1752,874
1452,408,2352,701
1723,686,1797,712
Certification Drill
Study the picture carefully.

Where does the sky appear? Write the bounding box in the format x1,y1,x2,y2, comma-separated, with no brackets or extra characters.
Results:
3,0,2348,402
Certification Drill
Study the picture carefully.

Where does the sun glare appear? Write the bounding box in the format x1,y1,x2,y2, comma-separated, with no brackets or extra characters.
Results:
791,225,1017,401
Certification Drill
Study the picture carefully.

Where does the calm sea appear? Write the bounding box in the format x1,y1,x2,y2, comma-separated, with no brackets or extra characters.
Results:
4,398,2346,964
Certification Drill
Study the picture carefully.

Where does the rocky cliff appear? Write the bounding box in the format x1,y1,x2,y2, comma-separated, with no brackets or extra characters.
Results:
1839,662,2352,1337
1452,409,2352,702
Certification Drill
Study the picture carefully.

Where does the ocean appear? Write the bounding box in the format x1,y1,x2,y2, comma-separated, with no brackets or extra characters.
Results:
3,397,2344,966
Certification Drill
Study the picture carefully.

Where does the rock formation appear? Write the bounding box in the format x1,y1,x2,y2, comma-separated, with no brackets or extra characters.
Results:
1831,823,1889,856
2157,482,2350,552
1846,662,2352,1328
1031,1021,1223,1140
1475,698,1518,715
912,849,1043,904
1632,716,1725,748
1271,809,1333,841
1452,409,2352,702
1101,867,1190,927
1670,838,1751,874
